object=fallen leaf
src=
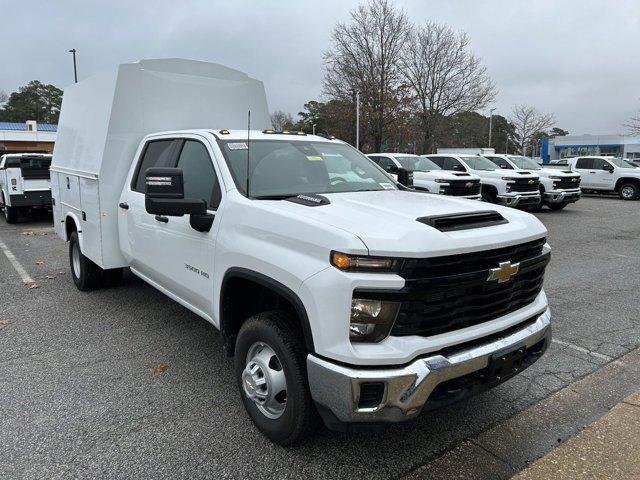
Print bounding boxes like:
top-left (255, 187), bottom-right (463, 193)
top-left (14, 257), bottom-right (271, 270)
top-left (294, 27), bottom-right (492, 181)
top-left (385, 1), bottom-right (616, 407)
top-left (36, 261), bottom-right (44, 265)
top-left (26, 283), bottom-right (39, 289)
top-left (0, 320), bottom-right (9, 325)
top-left (44, 275), bottom-right (55, 280)
top-left (22, 231), bottom-right (34, 236)
top-left (58, 271), bottom-right (66, 275)
top-left (151, 362), bottom-right (169, 375)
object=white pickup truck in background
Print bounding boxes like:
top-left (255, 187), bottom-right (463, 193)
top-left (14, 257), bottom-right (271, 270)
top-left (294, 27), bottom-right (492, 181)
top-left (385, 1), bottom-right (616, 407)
top-left (565, 156), bottom-right (640, 200)
top-left (51, 59), bottom-right (552, 445)
top-left (424, 153), bottom-right (542, 208)
top-left (0, 153), bottom-right (52, 223)
top-left (367, 153), bottom-right (482, 199)
top-left (483, 154), bottom-right (581, 210)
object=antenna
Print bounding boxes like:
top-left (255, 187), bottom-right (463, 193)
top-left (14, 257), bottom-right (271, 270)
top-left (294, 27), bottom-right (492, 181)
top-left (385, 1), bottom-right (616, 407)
top-left (246, 110), bottom-right (251, 198)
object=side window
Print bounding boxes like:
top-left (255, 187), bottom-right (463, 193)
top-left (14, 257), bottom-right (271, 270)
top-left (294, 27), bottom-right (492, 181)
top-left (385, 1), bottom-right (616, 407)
top-left (376, 156), bottom-right (397, 172)
top-left (428, 156), bottom-right (445, 169)
top-left (591, 158), bottom-right (607, 170)
top-left (485, 156), bottom-right (512, 169)
top-left (132, 139), bottom-right (178, 192)
top-left (443, 158), bottom-right (465, 171)
top-left (176, 140), bottom-right (221, 209)
top-left (575, 158), bottom-right (593, 169)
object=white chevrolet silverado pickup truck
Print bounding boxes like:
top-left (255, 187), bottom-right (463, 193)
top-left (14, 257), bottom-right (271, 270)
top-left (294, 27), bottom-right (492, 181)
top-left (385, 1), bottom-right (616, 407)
top-left (366, 153), bottom-right (482, 199)
top-left (483, 154), bottom-right (581, 210)
top-left (0, 153), bottom-right (52, 223)
top-left (51, 59), bottom-right (552, 445)
top-left (424, 154), bottom-right (542, 208)
top-left (565, 156), bottom-right (640, 200)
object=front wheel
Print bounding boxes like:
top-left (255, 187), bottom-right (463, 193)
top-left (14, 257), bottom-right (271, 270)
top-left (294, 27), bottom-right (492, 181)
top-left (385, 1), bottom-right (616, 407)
top-left (619, 183), bottom-right (639, 200)
top-left (234, 311), bottom-right (319, 445)
top-left (481, 189), bottom-right (496, 203)
top-left (69, 231), bottom-right (101, 291)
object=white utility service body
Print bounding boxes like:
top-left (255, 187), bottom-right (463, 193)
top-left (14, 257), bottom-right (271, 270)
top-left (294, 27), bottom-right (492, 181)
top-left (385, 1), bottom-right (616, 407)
top-left (52, 59), bottom-right (552, 444)
top-left (367, 153), bottom-right (482, 200)
top-left (424, 153), bottom-right (542, 208)
top-left (0, 153), bottom-right (52, 223)
top-left (565, 156), bottom-right (640, 200)
top-left (483, 154), bottom-right (581, 209)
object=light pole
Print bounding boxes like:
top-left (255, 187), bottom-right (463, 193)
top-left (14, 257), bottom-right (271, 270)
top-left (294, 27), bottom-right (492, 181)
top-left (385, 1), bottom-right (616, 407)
top-left (312, 124), bottom-right (316, 135)
top-left (68, 49), bottom-right (78, 83)
top-left (355, 91), bottom-right (360, 151)
top-left (488, 107), bottom-right (496, 148)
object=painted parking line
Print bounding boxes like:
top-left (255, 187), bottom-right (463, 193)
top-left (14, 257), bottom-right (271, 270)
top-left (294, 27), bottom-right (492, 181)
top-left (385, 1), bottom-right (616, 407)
top-left (0, 238), bottom-right (35, 284)
top-left (552, 338), bottom-right (614, 362)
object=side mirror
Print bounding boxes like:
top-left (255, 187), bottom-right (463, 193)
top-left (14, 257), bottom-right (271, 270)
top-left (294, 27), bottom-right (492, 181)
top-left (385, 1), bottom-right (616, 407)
top-left (145, 168), bottom-right (207, 216)
top-left (397, 167), bottom-right (414, 187)
top-left (387, 164), bottom-right (399, 174)
top-left (603, 164), bottom-right (614, 172)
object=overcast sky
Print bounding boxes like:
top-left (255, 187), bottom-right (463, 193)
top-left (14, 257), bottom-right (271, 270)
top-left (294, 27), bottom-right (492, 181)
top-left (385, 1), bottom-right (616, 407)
top-left (2, 0), bottom-right (639, 134)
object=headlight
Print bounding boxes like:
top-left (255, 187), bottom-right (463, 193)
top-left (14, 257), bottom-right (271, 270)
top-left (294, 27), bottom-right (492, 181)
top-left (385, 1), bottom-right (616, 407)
top-left (331, 251), bottom-right (401, 272)
top-left (434, 178), bottom-right (449, 183)
top-left (350, 298), bottom-right (400, 342)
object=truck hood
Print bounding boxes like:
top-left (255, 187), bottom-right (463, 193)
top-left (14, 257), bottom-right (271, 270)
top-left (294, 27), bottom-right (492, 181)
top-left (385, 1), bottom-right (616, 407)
top-left (263, 190), bottom-right (547, 257)
top-left (536, 168), bottom-right (579, 178)
top-left (476, 170), bottom-right (539, 180)
top-left (414, 171), bottom-right (480, 181)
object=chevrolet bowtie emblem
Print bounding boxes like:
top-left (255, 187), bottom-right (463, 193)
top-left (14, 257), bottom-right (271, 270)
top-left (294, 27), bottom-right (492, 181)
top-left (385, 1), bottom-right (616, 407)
top-left (572, 178), bottom-right (577, 182)
top-left (465, 182), bottom-right (474, 188)
top-left (487, 261), bottom-right (520, 283)
top-left (528, 179), bottom-right (535, 184)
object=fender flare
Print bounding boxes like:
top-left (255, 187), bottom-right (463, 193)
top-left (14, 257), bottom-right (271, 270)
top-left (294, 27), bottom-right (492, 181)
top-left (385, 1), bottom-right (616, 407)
top-left (219, 267), bottom-right (315, 354)
top-left (64, 212), bottom-right (84, 249)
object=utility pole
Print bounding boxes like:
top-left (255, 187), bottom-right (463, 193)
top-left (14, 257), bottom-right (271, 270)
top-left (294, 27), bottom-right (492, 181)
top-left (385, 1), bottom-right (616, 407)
top-left (488, 107), bottom-right (496, 148)
top-left (312, 124), bottom-right (316, 136)
top-left (355, 91), bottom-right (360, 151)
top-left (68, 49), bottom-right (78, 83)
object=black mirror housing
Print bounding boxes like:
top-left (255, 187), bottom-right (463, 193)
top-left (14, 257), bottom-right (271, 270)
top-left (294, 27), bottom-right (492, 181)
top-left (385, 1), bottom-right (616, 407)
top-left (397, 167), bottom-right (414, 187)
top-left (144, 167), bottom-right (207, 216)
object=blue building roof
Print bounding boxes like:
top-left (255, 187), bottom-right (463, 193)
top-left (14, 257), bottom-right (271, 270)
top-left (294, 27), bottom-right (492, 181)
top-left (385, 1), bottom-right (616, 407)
top-left (0, 122), bottom-right (57, 132)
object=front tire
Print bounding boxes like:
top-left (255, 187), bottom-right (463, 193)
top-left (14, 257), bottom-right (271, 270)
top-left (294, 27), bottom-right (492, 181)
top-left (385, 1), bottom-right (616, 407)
top-left (234, 311), bottom-right (319, 445)
top-left (69, 231), bottom-right (101, 291)
top-left (481, 188), bottom-right (496, 203)
top-left (618, 182), bottom-right (639, 200)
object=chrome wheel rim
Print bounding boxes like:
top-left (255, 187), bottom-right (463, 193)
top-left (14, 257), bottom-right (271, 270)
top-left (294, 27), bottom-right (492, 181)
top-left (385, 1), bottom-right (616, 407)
top-left (242, 342), bottom-right (287, 419)
top-left (71, 242), bottom-right (81, 278)
top-left (621, 186), bottom-right (635, 199)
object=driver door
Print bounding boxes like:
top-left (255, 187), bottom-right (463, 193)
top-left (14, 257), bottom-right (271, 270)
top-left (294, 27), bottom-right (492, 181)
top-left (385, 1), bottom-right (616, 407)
top-left (590, 158), bottom-right (615, 189)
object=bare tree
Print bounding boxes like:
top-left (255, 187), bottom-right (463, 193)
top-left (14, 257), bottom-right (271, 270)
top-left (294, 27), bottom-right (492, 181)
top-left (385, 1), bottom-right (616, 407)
top-left (323, 0), bottom-right (409, 151)
top-left (0, 89), bottom-right (7, 106)
top-left (510, 104), bottom-right (554, 155)
top-left (270, 110), bottom-right (294, 131)
top-left (623, 110), bottom-right (640, 135)
top-left (401, 22), bottom-right (496, 153)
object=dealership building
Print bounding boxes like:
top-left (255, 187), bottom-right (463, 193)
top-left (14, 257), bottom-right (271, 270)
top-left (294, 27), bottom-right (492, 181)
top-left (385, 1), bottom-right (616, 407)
top-left (0, 121), bottom-right (57, 155)
top-left (541, 134), bottom-right (640, 162)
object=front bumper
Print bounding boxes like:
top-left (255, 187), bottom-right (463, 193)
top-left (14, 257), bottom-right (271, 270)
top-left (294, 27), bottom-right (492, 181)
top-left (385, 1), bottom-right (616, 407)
top-left (307, 309), bottom-right (550, 426)
top-left (496, 193), bottom-right (541, 207)
top-left (9, 191), bottom-right (52, 208)
top-left (543, 189), bottom-right (581, 204)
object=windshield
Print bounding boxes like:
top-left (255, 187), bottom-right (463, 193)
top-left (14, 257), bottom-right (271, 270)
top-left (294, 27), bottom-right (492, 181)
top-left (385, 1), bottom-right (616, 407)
top-left (460, 156), bottom-right (496, 171)
top-left (609, 158), bottom-right (635, 169)
top-left (508, 155), bottom-right (541, 170)
top-left (218, 139), bottom-right (397, 198)
top-left (395, 156), bottom-right (441, 171)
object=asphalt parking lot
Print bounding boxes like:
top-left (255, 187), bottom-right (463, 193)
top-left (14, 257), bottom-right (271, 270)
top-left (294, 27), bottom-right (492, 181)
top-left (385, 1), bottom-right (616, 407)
top-left (1, 196), bottom-right (639, 479)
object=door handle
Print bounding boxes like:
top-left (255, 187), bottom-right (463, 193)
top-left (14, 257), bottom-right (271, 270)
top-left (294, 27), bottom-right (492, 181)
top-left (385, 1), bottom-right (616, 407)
top-left (119, 202), bottom-right (129, 210)
top-left (155, 215), bottom-right (168, 223)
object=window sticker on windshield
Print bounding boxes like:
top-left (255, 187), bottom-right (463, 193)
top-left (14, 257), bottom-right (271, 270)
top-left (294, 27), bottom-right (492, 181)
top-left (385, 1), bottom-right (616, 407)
top-left (306, 155), bottom-right (323, 161)
top-left (380, 182), bottom-right (395, 190)
top-left (227, 142), bottom-right (248, 150)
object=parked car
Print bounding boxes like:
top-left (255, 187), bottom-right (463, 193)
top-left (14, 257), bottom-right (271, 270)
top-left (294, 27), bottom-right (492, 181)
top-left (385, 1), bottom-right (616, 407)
top-left (482, 154), bottom-right (581, 210)
top-left (565, 156), bottom-right (640, 200)
top-left (0, 153), bottom-right (52, 223)
top-left (367, 153), bottom-right (482, 199)
top-left (51, 59), bottom-right (552, 444)
top-left (424, 153), bottom-right (541, 208)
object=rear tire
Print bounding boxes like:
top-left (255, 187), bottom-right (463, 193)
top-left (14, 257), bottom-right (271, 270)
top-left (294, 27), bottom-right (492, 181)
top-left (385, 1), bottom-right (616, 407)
top-left (4, 205), bottom-right (18, 223)
top-left (234, 311), bottom-right (319, 445)
top-left (69, 231), bottom-right (101, 291)
top-left (618, 182), bottom-right (639, 200)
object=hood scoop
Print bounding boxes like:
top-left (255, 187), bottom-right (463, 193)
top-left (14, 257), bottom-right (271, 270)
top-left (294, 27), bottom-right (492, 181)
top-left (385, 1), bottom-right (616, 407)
top-left (285, 194), bottom-right (330, 207)
top-left (452, 173), bottom-right (471, 176)
top-left (516, 171), bottom-right (532, 175)
top-left (417, 210), bottom-right (508, 232)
